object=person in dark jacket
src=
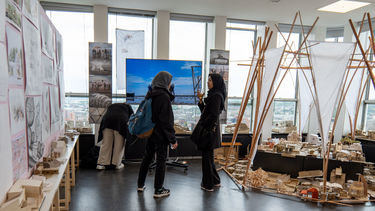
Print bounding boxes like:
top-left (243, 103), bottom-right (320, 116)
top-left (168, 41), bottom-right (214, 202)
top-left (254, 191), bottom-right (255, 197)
top-left (96, 103), bottom-right (134, 170)
top-left (137, 71), bottom-right (178, 198)
top-left (197, 73), bottom-right (226, 191)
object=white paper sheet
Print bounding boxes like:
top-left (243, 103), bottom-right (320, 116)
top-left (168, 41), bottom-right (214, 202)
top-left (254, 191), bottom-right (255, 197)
top-left (0, 103), bottom-right (14, 202)
top-left (116, 29), bottom-right (144, 90)
top-left (6, 24), bottom-right (23, 85)
top-left (23, 17), bottom-right (42, 95)
top-left (22, 0), bottom-right (39, 28)
top-left (0, 44), bottom-right (8, 102)
top-left (8, 88), bottom-right (25, 137)
top-left (0, 0), bottom-right (5, 42)
top-left (40, 11), bottom-right (55, 59)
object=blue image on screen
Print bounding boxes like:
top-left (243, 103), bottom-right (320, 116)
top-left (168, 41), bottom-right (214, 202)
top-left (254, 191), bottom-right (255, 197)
top-left (126, 59), bottom-right (202, 105)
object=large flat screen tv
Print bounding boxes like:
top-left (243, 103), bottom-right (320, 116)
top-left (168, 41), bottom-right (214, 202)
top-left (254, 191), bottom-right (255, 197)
top-left (126, 59), bottom-right (202, 105)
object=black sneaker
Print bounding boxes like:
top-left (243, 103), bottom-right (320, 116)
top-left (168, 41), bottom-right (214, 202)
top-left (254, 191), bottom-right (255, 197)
top-left (153, 187), bottom-right (170, 198)
top-left (137, 186), bottom-right (146, 192)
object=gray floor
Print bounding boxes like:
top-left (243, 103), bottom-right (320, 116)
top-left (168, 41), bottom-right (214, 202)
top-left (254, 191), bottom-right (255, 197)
top-left (70, 160), bottom-right (374, 211)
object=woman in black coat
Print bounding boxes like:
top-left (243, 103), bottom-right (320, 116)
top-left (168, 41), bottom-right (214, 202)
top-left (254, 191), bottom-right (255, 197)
top-left (197, 73), bottom-right (226, 191)
top-left (137, 71), bottom-right (178, 198)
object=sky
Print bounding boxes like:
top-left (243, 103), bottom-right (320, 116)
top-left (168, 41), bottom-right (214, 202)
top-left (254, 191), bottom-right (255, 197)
top-left (126, 59), bottom-right (202, 96)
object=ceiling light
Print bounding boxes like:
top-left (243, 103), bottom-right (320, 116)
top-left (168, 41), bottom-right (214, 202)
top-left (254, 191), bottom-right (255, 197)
top-left (318, 0), bottom-right (370, 13)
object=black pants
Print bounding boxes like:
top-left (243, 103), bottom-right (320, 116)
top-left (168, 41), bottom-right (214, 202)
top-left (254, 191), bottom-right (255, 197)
top-left (137, 139), bottom-right (168, 190)
top-left (201, 149), bottom-right (220, 189)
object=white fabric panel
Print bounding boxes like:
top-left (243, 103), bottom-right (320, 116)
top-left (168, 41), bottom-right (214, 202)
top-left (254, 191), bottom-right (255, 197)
top-left (298, 69), bottom-right (314, 135)
top-left (251, 47), bottom-right (284, 162)
top-left (0, 103), bottom-right (13, 203)
top-left (116, 29), bottom-right (144, 90)
top-left (256, 47), bottom-right (284, 124)
top-left (309, 41), bottom-right (354, 153)
top-left (344, 68), bottom-right (364, 129)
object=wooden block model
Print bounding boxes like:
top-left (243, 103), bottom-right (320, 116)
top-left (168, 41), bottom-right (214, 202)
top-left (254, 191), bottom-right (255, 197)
top-left (298, 170), bottom-right (323, 179)
top-left (330, 167), bottom-right (346, 186)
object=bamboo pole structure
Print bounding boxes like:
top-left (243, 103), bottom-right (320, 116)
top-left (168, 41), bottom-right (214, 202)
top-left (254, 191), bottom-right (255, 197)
top-left (349, 15), bottom-right (375, 90)
top-left (242, 12), bottom-right (319, 187)
top-left (224, 28), bottom-right (274, 167)
top-left (321, 13), bottom-right (368, 196)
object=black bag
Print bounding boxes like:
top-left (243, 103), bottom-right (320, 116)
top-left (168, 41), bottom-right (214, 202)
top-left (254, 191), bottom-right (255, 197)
top-left (190, 120), bottom-right (216, 150)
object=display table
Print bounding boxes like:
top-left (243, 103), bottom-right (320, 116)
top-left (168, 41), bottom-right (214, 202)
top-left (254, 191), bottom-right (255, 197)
top-left (356, 137), bottom-right (375, 163)
top-left (39, 135), bottom-right (79, 211)
top-left (253, 150), bottom-right (367, 180)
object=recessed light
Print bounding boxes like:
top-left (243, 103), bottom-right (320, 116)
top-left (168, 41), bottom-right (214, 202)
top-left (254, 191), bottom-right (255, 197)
top-left (318, 0), bottom-right (370, 13)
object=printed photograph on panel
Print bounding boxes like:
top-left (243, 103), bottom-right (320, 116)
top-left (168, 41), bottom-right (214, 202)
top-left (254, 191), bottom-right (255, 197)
top-left (8, 88), bottom-right (25, 137)
top-left (89, 107), bottom-right (107, 124)
top-left (89, 75), bottom-right (112, 93)
top-left (26, 96), bottom-right (43, 168)
top-left (89, 93), bottom-right (112, 108)
top-left (89, 42), bottom-right (112, 75)
top-left (6, 24), bottom-right (23, 85)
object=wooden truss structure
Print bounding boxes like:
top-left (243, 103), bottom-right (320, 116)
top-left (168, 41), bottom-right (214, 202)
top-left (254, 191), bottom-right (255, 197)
top-left (222, 11), bottom-right (375, 206)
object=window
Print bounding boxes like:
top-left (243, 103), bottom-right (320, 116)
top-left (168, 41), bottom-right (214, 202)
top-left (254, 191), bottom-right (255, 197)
top-left (271, 31), bottom-right (300, 129)
top-left (169, 19), bottom-right (208, 133)
top-left (46, 11), bottom-right (94, 94)
top-left (46, 10), bottom-right (94, 127)
top-left (108, 13), bottom-right (154, 94)
top-left (225, 21), bottom-right (257, 132)
top-left (169, 20), bottom-right (207, 61)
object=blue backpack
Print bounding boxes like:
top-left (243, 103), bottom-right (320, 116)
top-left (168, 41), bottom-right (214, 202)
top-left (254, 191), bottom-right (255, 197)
top-left (128, 98), bottom-right (155, 139)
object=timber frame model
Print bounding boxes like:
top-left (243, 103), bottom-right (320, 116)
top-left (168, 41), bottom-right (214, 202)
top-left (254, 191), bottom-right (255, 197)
top-left (222, 11), bottom-right (375, 206)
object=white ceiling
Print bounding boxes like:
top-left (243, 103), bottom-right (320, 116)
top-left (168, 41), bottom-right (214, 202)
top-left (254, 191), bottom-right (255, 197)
top-left (40, 0), bottom-right (375, 27)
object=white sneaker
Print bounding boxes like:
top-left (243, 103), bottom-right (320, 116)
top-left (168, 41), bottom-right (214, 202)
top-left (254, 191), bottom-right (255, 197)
top-left (116, 163), bottom-right (124, 169)
top-left (96, 165), bottom-right (105, 170)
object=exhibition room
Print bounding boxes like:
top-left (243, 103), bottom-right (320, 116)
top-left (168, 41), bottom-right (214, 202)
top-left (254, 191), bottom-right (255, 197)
top-left (2, 0), bottom-right (375, 210)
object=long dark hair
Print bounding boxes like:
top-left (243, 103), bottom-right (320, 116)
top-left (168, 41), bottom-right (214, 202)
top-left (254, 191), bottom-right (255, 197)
top-left (206, 73), bottom-right (226, 110)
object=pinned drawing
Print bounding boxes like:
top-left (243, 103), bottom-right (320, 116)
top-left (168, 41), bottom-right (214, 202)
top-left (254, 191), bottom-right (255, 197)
top-left (6, 24), bottom-right (23, 85)
top-left (8, 88), bottom-right (25, 137)
top-left (42, 86), bottom-right (50, 139)
top-left (0, 0), bottom-right (5, 42)
top-left (5, 0), bottom-right (21, 30)
top-left (50, 86), bottom-right (60, 126)
top-left (23, 17), bottom-right (42, 95)
top-left (41, 53), bottom-right (55, 85)
top-left (11, 134), bottom-right (28, 181)
top-left (22, 0), bottom-right (39, 28)
top-left (55, 31), bottom-right (63, 70)
top-left (0, 44), bottom-right (8, 102)
top-left (26, 96), bottom-right (43, 168)
top-left (40, 11), bottom-right (55, 59)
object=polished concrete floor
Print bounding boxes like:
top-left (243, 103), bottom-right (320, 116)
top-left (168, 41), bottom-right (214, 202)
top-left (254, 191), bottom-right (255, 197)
top-left (70, 160), bottom-right (374, 211)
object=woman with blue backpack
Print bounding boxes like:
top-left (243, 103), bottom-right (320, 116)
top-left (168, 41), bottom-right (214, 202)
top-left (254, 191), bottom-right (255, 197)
top-left (195, 73), bottom-right (226, 192)
top-left (137, 71), bottom-right (178, 198)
